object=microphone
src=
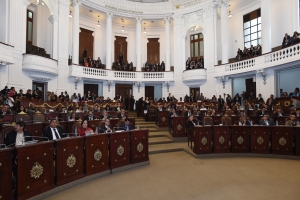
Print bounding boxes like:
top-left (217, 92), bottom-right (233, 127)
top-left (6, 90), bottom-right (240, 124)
top-left (24, 120), bottom-right (42, 123)
top-left (24, 136), bottom-right (49, 141)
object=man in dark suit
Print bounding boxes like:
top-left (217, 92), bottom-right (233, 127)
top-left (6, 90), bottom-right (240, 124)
top-left (115, 103), bottom-right (123, 111)
top-left (168, 108), bottom-right (178, 128)
top-left (161, 61), bottom-right (165, 71)
top-left (218, 95), bottom-right (225, 110)
top-left (0, 104), bottom-right (11, 115)
top-left (259, 114), bottom-right (275, 126)
top-left (239, 116), bottom-right (252, 126)
top-left (167, 93), bottom-right (173, 102)
top-left (117, 110), bottom-right (127, 119)
top-left (184, 109), bottom-right (192, 117)
top-left (43, 119), bottom-right (65, 141)
top-left (282, 33), bottom-right (290, 47)
top-left (119, 52), bottom-right (123, 65)
top-left (4, 121), bottom-right (32, 146)
top-left (84, 111), bottom-right (96, 121)
top-left (100, 118), bottom-right (112, 133)
top-left (100, 110), bottom-right (110, 120)
top-left (255, 94), bottom-right (264, 104)
top-left (119, 118), bottom-right (133, 131)
top-left (256, 107), bottom-right (267, 116)
top-left (273, 107), bottom-right (284, 117)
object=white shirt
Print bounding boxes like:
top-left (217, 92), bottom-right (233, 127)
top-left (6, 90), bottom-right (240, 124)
top-left (15, 132), bottom-right (24, 146)
top-left (51, 128), bottom-right (61, 140)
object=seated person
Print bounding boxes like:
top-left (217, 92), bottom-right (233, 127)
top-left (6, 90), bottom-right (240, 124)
top-left (239, 116), bottom-right (251, 126)
top-left (259, 114), bottom-right (275, 126)
top-left (282, 38), bottom-right (291, 48)
top-left (187, 115), bottom-right (198, 130)
top-left (69, 113), bottom-right (79, 121)
top-left (17, 105), bottom-right (27, 114)
top-left (100, 118), bottom-right (112, 133)
top-left (256, 107), bottom-right (267, 116)
top-left (4, 121), bottom-right (32, 146)
top-left (77, 120), bottom-right (94, 136)
top-left (115, 103), bottom-right (123, 111)
top-left (285, 114), bottom-right (299, 126)
top-left (100, 110), bottom-right (110, 120)
top-left (292, 108), bottom-right (300, 117)
top-left (0, 115), bottom-right (3, 132)
top-left (117, 109), bottom-right (127, 119)
top-left (76, 105), bottom-right (84, 113)
top-left (273, 107), bottom-right (284, 117)
top-left (43, 119), bottom-right (65, 141)
top-left (119, 118), bottom-right (133, 131)
top-left (84, 111), bottom-right (96, 121)
top-left (184, 109), bottom-right (193, 117)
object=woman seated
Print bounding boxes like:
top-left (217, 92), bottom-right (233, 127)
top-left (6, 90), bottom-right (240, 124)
top-left (239, 116), bottom-right (252, 126)
top-left (69, 113), bottom-right (78, 121)
top-left (18, 105), bottom-right (27, 114)
top-left (200, 104), bottom-right (207, 110)
top-left (76, 105), bottom-right (84, 113)
top-left (77, 120), bottom-right (94, 136)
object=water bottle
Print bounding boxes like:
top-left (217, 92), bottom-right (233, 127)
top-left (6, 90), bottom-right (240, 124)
top-left (56, 116), bottom-right (58, 121)
top-left (20, 117), bottom-right (22, 121)
top-left (297, 121), bottom-right (300, 127)
top-left (276, 121), bottom-right (278, 126)
top-left (137, 124), bottom-right (140, 130)
top-left (68, 115), bottom-right (71, 121)
top-left (239, 121), bottom-right (242, 126)
top-left (74, 128), bottom-right (78, 136)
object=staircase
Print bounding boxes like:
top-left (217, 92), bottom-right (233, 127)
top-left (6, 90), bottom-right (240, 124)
top-left (128, 112), bottom-right (192, 155)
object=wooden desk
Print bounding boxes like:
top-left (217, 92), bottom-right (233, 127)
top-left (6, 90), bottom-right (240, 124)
top-left (250, 126), bottom-right (270, 154)
top-left (158, 111), bottom-right (169, 127)
top-left (16, 141), bottom-right (55, 200)
top-left (109, 131), bottom-right (130, 169)
top-left (171, 117), bottom-right (186, 137)
top-left (85, 133), bottom-right (110, 176)
top-left (130, 129), bottom-right (149, 164)
top-left (271, 126), bottom-right (293, 155)
top-left (213, 126), bottom-right (230, 153)
top-left (295, 127), bottom-right (300, 156)
top-left (231, 126), bottom-right (250, 153)
top-left (56, 137), bottom-right (85, 186)
top-left (3, 114), bottom-right (14, 123)
top-left (192, 126), bottom-right (213, 154)
top-left (0, 148), bottom-right (13, 200)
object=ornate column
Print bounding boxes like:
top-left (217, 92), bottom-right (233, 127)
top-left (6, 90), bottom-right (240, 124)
top-left (261, 0), bottom-right (272, 54)
top-left (48, 15), bottom-right (58, 60)
top-left (106, 12), bottom-right (113, 69)
top-left (136, 18), bottom-right (142, 71)
top-left (72, 0), bottom-right (81, 64)
top-left (220, 2), bottom-right (229, 64)
top-left (164, 17), bottom-right (171, 71)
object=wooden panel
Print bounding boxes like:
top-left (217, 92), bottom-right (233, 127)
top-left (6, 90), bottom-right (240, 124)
top-left (16, 142), bottom-right (55, 200)
top-left (213, 126), bottom-right (230, 153)
top-left (130, 129), bottom-right (149, 164)
top-left (84, 84), bottom-right (99, 97)
top-left (85, 134), bottom-right (110, 176)
top-left (56, 137), bottom-right (85, 186)
top-left (147, 38), bottom-right (160, 63)
top-left (25, 123), bottom-right (44, 140)
top-left (192, 126), bottom-right (212, 154)
top-left (246, 78), bottom-right (256, 95)
top-left (271, 127), bottom-right (293, 155)
top-left (251, 126), bottom-right (270, 154)
top-left (171, 117), bottom-right (186, 137)
top-left (115, 84), bottom-right (132, 101)
top-left (114, 36), bottom-right (127, 63)
top-left (158, 111), bottom-right (169, 127)
top-left (231, 126), bottom-right (250, 153)
top-left (145, 86), bottom-right (154, 101)
top-left (0, 148), bottom-right (13, 200)
top-left (109, 131), bottom-right (130, 169)
top-left (79, 28), bottom-right (94, 61)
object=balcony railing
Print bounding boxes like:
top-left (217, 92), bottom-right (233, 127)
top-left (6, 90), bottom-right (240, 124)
top-left (215, 43), bottom-right (300, 77)
top-left (70, 65), bottom-right (174, 82)
top-left (0, 42), bottom-right (14, 65)
top-left (182, 68), bottom-right (207, 83)
top-left (22, 54), bottom-right (58, 75)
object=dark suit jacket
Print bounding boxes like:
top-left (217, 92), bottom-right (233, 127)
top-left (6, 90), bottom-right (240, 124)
top-left (187, 120), bottom-right (196, 130)
top-left (273, 112), bottom-right (284, 117)
top-left (184, 112), bottom-right (192, 117)
top-left (256, 111), bottom-right (266, 116)
top-left (119, 123), bottom-right (133, 131)
top-left (115, 107), bottom-right (123, 111)
top-left (255, 97), bottom-right (264, 104)
top-left (43, 126), bottom-right (65, 141)
top-left (240, 120), bottom-right (251, 126)
top-left (167, 96), bottom-right (172, 102)
top-left (99, 126), bottom-right (112, 133)
top-left (100, 115), bottom-right (110, 120)
top-left (84, 115), bottom-right (96, 121)
top-left (4, 131), bottom-right (32, 146)
top-left (117, 113), bottom-right (126, 119)
top-left (259, 119), bottom-right (275, 126)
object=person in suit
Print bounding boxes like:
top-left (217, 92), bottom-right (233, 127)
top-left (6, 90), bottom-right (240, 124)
top-left (218, 95), bottom-right (225, 110)
top-left (292, 108), bottom-right (300, 117)
top-left (273, 107), bottom-right (284, 117)
top-left (84, 111), bottom-right (96, 121)
top-left (239, 116), bottom-right (251, 126)
top-left (0, 115), bottom-right (3, 132)
top-left (77, 120), bottom-right (94, 136)
top-left (184, 109), bottom-right (192, 117)
top-left (161, 61), bottom-right (165, 71)
top-left (187, 115), bottom-right (197, 130)
top-left (285, 114), bottom-right (299, 126)
top-left (256, 107), bottom-right (267, 116)
top-left (255, 94), bottom-right (264, 104)
top-left (4, 121), bottom-right (32, 146)
top-left (265, 95), bottom-right (275, 110)
top-left (119, 118), bottom-right (133, 131)
top-left (0, 104), bottom-right (11, 115)
top-left (117, 109), bottom-right (127, 119)
top-left (43, 119), bottom-right (65, 141)
top-left (259, 114), bottom-right (275, 126)
top-left (119, 52), bottom-right (123, 65)
top-left (100, 110), bottom-right (110, 120)
top-left (282, 38), bottom-right (291, 48)
top-left (115, 103), bottom-right (123, 111)
top-left (290, 96), bottom-right (300, 110)
top-left (167, 93), bottom-right (173, 102)
top-left (100, 118), bottom-right (112, 133)
top-left (168, 108), bottom-right (178, 128)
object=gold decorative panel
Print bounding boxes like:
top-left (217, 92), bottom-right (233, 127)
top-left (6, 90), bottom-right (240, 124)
top-left (94, 149), bottom-right (102, 161)
top-left (257, 136), bottom-right (264, 145)
top-left (137, 142), bottom-right (144, 152)
top-left (237, 136), bottom-right (244, 145)
top-left (201, 137), bottom-right (207, 145)
top-left (279, 137), bottom-right (287, 146)
top-left (117, 145), bottom-right (125, 156)
top-left (66, 154), bottom-right (76, 168)
top-left (30, 162), bottom-right (43, 179)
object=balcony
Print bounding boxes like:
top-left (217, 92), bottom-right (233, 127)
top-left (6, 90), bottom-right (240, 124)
top-left (182, 68), bottom-right (207, 83)
top-left (214, 44), bottom-right (300, 77)
top-left (69, 65), bottom-right (174, 82)
top-left (0, 42), bottom-right (14, 66)
top-left (22, 54), bottom-right (58, 81)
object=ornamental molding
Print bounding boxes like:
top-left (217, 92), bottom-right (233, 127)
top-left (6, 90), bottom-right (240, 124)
top-left (72, 0), bottom-right (82, 7)
top-left (30, 162), bottom-right (43, 179)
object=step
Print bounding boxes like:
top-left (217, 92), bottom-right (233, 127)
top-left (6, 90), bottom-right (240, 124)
top-left (149, 137), bottom-right (173, 145)
top-left (149, 142), bottom-right (188, 154)
top-left (149, 131), bottom-right (170, 138)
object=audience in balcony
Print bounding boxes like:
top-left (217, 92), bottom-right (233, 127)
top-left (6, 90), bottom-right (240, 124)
top-left (281, 32), bottom-right (300, 48)
top-left (144, 61), bottom-right (166, 72)
top-left (235, 44), bottom-right (261, 61)
top-left (185, 57), bottom-right (204, 70)
top-left (113, 60), bottom-right (134, 71)
top-left (83, 57), bottom-right (106, 69)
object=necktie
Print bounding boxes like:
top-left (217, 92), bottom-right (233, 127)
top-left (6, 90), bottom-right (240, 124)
top-left (265, 120), bottom-right (269, 126)
top-left (53, 128), bottom-right (60, 139)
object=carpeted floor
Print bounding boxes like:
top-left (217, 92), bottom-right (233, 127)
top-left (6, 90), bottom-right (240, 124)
top-left (45, 152), bottom-right (300, 200)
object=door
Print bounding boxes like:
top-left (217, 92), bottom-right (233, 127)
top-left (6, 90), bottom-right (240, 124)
top-left (84, 84), bottom-right (98, 97)
top-left (147, 38), bottom-right (160, 63)
top-left (114, 36), bottom-right (128, 63)
top-left (33, 82), bottom-right (45, 101)
top-left (246, 78), bottom-right (256, 98)
top-left (145, 86), bottom-right (154, 101)
top-left (190, 88), bottom-right (200, 102)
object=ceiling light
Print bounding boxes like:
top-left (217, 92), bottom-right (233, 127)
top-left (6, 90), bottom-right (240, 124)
top-left (143, 23), bottom-right (146, 34)
top-left (228, 5), bottom-right (232, 18)
top-left (97, 15), bottom-right (100, 27)
top-left (122, 26), bottom-right (124, 32)
top-left (121, 19), bottom-right (125, 32)
top-left (69, 11), bottom-right (72, 18)
top-left (37, 0), bottom-right (44, 5)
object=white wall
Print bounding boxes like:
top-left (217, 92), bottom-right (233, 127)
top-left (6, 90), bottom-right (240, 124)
top-left (0, 0), bottom-right (8, 43)
top-left (279, 68), bottom-right (300, 95)
top-left (233, 77), bottom-right (246, 96)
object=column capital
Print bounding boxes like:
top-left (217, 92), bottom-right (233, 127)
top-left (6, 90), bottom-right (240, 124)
top-left (72, 0), bottom-right (82, 7)
top-left (48, 15), bottom-right (59, 24)
top-left (215, 0), bottom-right (229, 8)
top-left (106, 12), bottom-right (113, 19)
top-left (23, 0), bottom-right (31, 6)
top-left (172, 14), bottom-right (183, 25)
top-left (135, 18), bottom-right (143, 23)
top-left (164, 17), bottom-right (171, 24)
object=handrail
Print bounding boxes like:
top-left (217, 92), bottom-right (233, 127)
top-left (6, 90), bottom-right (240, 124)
top-left (0, 41), bottom-right (14, 48)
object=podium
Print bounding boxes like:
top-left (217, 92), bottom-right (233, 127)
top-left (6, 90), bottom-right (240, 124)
top-left (0, 148), bottom-right (13, 200)
top-left (271, 126), bottom-right (293, 155)
top-left (158, 111), bottom-right (169, 127)
top-left (192, 126), bottom-right (213, 154)
top-left (130, 129), bottom-right (149, 164)
top-left (16, 142), bottom-right (55, 200)
top-left (85, 134), bottom-right (110, 176)
top-left (213, 126), bottom-right (230, 153)
top-left (231, 126), bottom-right (250, 153)
top-left (56, 137), bottom-right (85, 186)
top-left (171, 117), bottom-right (186, 137)
top-left (109, 131), bottom-right (130, 169)
top-left (251, 126), bottom-right (270, 154)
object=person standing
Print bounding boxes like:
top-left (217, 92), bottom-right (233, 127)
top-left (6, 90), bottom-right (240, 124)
top-left (119, 52), bottom-right (123, 65)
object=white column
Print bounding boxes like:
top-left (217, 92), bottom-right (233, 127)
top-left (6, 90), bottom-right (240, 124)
top-left (220, 3), bottom-right (229, 64)
top-left (292, 0), bottom-right (300, 32)
top-left (106, 12), bottom-right (113, 69)
top-left (261, 0), bottom-right (271, 54)
top-left (0, 0), bottom-right (9, 43)
top-left (72, 0), bottom-right (81, 64)
top-left (48, 15), bottom-right (58, 60)
top-left (136, 18), bottom-right (142, 71)
top-left (164, 17), bottom-right (171, 71)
